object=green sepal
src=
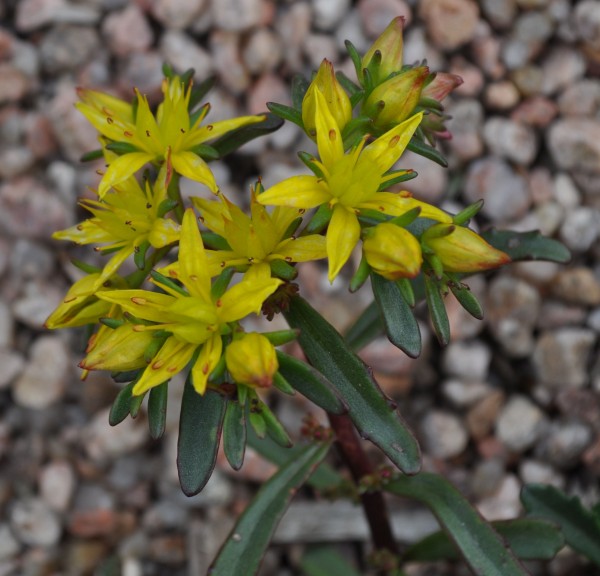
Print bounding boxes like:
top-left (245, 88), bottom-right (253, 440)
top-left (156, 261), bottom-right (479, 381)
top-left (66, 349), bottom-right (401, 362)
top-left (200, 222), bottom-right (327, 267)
top-left (422, 223), bottom-right (455, 241)
top-left (282, 217), bottom-right (303, 239)
top-left (388, 206), bottom-right (421, 228)
top-left (276, 351), bottom-right (345, 414)
top-left (349, 253), bottom-right (371, 293)
top-left (131, 92), bottom-right (139, 123)
top-left (269, 259), bottom-right (297, 281)
top-left (407, 138), bottom-right (448, 167)
top-left (133, 240), bottom-right (150, 270)
top-left (426, 253), bottom-right (445, 279)
top-left (335, 70), bottom-right (362, 97)
top-left (260, 400), bottom-right (293, 448)
top-left (345, 39), bottom-right (364, 84)
top-left (150, 270), bottom-right (188, 296)
top-left (396, 277), bottom-right (416, 308)
top-left (162, 62), bottom-right (174, 78)
top-left (222, 398), bottom-right (246, 471)
top-left (262, 329), bottom-right (299, 346)
top-left (70, 259), bottom-right (102, 274)
top-left (80, 149), bottom-right (103, 162)
top-left (418, 96), bottom-right (445, 111)
top-left (189, 76), bottom-right (216, 111)
top-left (100, 317), bottom-right (125, 329)
top-left (371, 272), bottom-right (421, 358)
top-left (267, 102), bottom-right (303, 127)
top-left (449, 280), bottom-right (484, 320)
top-left (179, 68), bottom-right (195, 87)
top-left (111, 369), bottom-right (141, 383)
top-left (189, 143), bottom-right (220, 161)
top-left (248, 409), bottom-right (267, 439)
top-left (211, 267), bottom-right (235, 300)
top-left (104, 141), bottom-right (141, 155)
top-left (291, 74), bottom-right (310, 110)
top-left (148, 381), bottom-right (168, 439)
top-left (377, 169), bottom-right (418, 190)
top-left (453, 200), bottom-right (484, 226)
top-left (177, 379), bottom-right (227, 496)
top-left (424, 274), bottom-right (450, 346)
top-left (356, 208), bottom-right (389, 226)
top-left (305, 203), bottom-right (333, 234)
top-left (108, 381), bottom-right (135, 426)
top-left (201, 231), bottom-right (232, 251)
top-left (156, 198), bottom-right (179, 218)
top-left (143, 333), bottom-right (169, 364)
top-left (189, 102), bottom-right (211, 130)
top-left (298, 151), bottom-right (326, 179)
top-left (272, 372), bottom-right (296, 395)
top-left (208, 348), bottom-right (227, 383)
top-left (340, 116), bottom-right (372, 148)
top-left (129, 389), bottom-right (146, 418)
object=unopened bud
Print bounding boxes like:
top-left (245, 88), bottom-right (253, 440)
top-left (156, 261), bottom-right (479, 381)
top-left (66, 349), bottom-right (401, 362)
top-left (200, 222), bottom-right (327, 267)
top-left (225, 333), bottom-right (278, 388)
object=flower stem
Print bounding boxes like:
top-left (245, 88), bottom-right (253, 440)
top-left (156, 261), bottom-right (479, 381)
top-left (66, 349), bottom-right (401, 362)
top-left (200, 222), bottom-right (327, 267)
top-left (327, 412), bottom-right (398, 557)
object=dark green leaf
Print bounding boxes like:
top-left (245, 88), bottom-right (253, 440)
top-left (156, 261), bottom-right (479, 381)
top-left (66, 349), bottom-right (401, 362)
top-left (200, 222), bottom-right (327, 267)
top-left (189, 143), bottom-right (220, 160)
top-left (335, 71), bottom-right (361, 96)
top-left (249, 410), bottom-right (267, 438)
top-left (272, 372), bottom-right (296, 395)
top-left (210, 113), bottom-right (284, 158)
top-left (453, 200), bottom-right (484, 226)
top-left (148, 381), bottom-right (168, 439)
top-left (189, 76), bottom-right (216, 110)
top-left (109, 381), bottom-right (135, 426)
top-left (521, 484), bottom-right (600, 566)
top-left (424, 275), bottom-right (450, 346)
top-left (349, 254), bottom-right (371, 293)
top-left (129, 390), bottom-right (145, 418)
top-left (407, 139), bottom-right (448, 167)
top-left (284, 296), bottom-right (421, 474)
top-left (378, 169), bottom-right (418, 190)
top-left (223, 399), bottom-right (246, 471)
top-left (80, 149), bottom-right (104, 162)
top-left (291, 74), bottom-right (310, 110)
top-left (267, 102), bottom-right (303, 127)
top-left (105, 141), bottom-right (140, 155)
top-left (300, 546), bottom-right (362, 576)
top-left (344, 40), bottom-right (364, 84)
top-left (385, 473), bottom-right (528, 575)
top-left (371, 273), bottom-right (421, 358)
top-left (177, 381), bottom-right (227, 496)
top-left (304, 203), bottom-right (333, 234)
top-left (133, 240), bottom-right (150, 270)
top-left (404, 518), bottom-right (564, 562)
top-left (211, 268), bottom-right (235, 300)
top-left (150, 270), bottom-right (187, 296)
top-left (263, 329), bottom-right (299, 346)
top-left (277, 351), bottom-right (346, 415)
top-left (270, 259), bottom-right (298, 281)
top-left (450, 282), bottom-right (484, 320)
top-left (343, 301), bottom-right (383, 352)
top-left (201, 231), bottom-right (231, 251)
top-left (260, 401), bottom-right (292, 448)
top-left (209, 441), bottom-right (331, 576)
top-left (482, 229), bottom-right (571, 264)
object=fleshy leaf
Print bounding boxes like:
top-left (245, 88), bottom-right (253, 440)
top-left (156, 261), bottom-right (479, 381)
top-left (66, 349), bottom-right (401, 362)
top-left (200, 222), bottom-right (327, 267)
top-left (343, 301), bottom-right (383, 352)
top-left (385, 473), bottom-right (528, 575)
top-left (108, 381), bottom-right (135, 426)
top-left (223, 399), bottom-right (246, 471)
top-left (300, 547), bottom-right (362, 576)
top-left (177, 379), bottom-right (227, 496)
top-left (424, 274), bottom-right (450, 346)
top-left (209, 441), bottom-right (331, 576)
top-left (148, 381), bottom-right (168, 439)
top-left (482, 229), bottom-right (571, 263)
top-left (406, 138), bottom-right (448, 167)
top-left (210, 113), bottom-right (283, 158)
top-left (284, 295), bottom-right (420, 474)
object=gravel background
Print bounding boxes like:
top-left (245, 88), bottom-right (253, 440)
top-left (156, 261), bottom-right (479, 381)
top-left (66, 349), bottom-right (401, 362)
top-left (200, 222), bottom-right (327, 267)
top-left (1, 0), bottom-right (600, 574)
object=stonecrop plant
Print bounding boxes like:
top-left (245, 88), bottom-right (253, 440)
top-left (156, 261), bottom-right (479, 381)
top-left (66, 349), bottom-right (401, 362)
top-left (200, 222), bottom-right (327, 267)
top-left (47, 17), bottom-right (594, 576)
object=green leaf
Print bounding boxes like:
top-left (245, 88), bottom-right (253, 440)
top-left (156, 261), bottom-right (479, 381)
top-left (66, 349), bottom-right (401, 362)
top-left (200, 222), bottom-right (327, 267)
top-left (300, 546), bottom-right (362, 576)
top-left (267, 102), bottom-right (303, 127)
top-left (424, 274), bottom-right (450, 346)
top-left (335, 71), bottom-right (361, 96)
top-left (385, 473), bottom-right (528, 575)
top-left (377, 169), bottom-right (418, 190)
top-left (148, 381), bottom-right (168, 439)
top-left (371, 273), bottom-right (421, 358)
top-left (189, 76), bottom-right (216, 110)
top-left (404, 518), bottom-right (564, 563)
top-left (189, 143), bottom-right (220, 161)
top-left (407, 138), bottom-right (448, 167)
top-left (177, 381), bottom-right (227, 496)
top-left (80, 149), bottom-right (104, 162)
top-left (260, 401), bottom-right (293, 448)
top-left (349, 254), bottom-right (371, 293)
top-left (209, 441), bottom-right (331, 576)
top-left (108, 381), bottom-right (135, 426)
top-left (210, 113), bottom-right (284, 158)
top-left (223, 399), bottom-right (246, 471)
top-left (133, 240), bottom-right (150, 270)
top-left (449, 281), bottom-right (484, 320)
top-left (304, 203), bottom-right (333, 234)
top-left (277, 351), bottom-right (346, 415)
top-left (482, 229), bottom-right (571, 263)
top-left (129, 390), bottom-right (145, 418)
top-left (284, 296), bottom-right (421, 474)
top-left (343, 301), bottom-right (383, 352)
top-left (104, 141), bottom-right (140, 155)
top-left (521, 484), bottom-right (600, 566)
top-left (291, 74), bottom-right (310, 110)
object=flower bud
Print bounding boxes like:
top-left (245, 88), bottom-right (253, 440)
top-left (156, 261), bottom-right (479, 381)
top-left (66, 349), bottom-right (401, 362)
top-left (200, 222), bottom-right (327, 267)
top-left (363, 66), bottom-right (429, 129)
top-left (421, 72), bottom-right (463, 103)
top-left (425, 224), bottom-right (511, 273)
top-left (361, 17), bottom-right (405, 85)
top-left (225, 333), bottom-right (278, 388)
top-left (302, 59), bottom-right (352, 138)
top-left (363, 223), bottom-right (422, 280)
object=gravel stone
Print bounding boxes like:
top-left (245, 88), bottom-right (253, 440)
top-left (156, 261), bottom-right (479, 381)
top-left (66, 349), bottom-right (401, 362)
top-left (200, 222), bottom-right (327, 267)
top-left (210, 31), bottom-right (250, 94)
top-left (558, 79), bottom-right (600, 117)
top-left (477, 474), bottom-right (522, 521)
top-left (496, 395), bottom-right (546, 452)
top-left (538, 420), bottom-right (593, 468)
top-left (442, 341), bottom-right (491, 382)
top-left (541, 47), bottom-right (587, 96)
top-left (553, 173), bottom-right (581, 209)
top-left (212, 0), bottom-right (264, 31)
top-left (39, 25), bottom-right (100, 74)
top-left (242, 28), bottom-right (283, 74)
top-left (559, 207), bottom-right (600, 253)
top-left (533, 328), bottom-right (597, 389)
top-left (0, 64), bottom-right (30, 104)
top-left (419, 0), bottom-right (479, 50)
top-left (483, 117), bottom-right (538, 165)
top-left (420, 410), bottom-right (469, 459)
top-left (40, 461), bottom-right (77, 512)
top-left (10, 498), bottom-right (62, 547)
top-left (0, 523), bottom-right (20, 560)
top-left (0, 300), bottom-right (14, 348)
top-left (442, 379), bottom-right (492, 409)
top-left (481, 0), bottom-right (517, 29)
top-left (446, 99), bottom-right (484, 162)
top-left (574, 0), bottom-right (600, 51)
top-left (484, 80), bottom-right (520, 110)
top-left (102, 4), bottom-right (153, 57)
top-left (150, 0), bottom-right (207, 29)
top-left (548, 119), bottom-right (600, 173)
top-left (519, 459), bottom-right (565, 489)
top-left (511, 95), bottom-right (558, 127)
top-left (314, 0), bottom-right (351, 31)
top-left (160, 30), bottom-right (213, 79)
top-left (0, 350), bottom-right (25, 390)
top-left (552, 267), bottom-right (600, 307)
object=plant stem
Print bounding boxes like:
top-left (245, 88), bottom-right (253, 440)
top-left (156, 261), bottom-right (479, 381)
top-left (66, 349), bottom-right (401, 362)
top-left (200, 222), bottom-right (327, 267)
top-left (328, 412), bottom-right (398, 556)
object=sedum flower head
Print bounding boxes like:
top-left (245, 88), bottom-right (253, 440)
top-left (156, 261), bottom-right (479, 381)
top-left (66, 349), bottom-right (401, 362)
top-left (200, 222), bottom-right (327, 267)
top-left (81, 209), bottom-right (283, 396)
top-left (191, 188), bottom-right (327, 278)
top-left (258, 89), bottom-right (451, 281)
top-left (363, 222), bottom-right (422, 280)
top-left (52, 165), bottom-right (180, 285)
top-left (225, 332), bottom-right (278, 388)
top-left (77, 76), bottom-right (266, 197)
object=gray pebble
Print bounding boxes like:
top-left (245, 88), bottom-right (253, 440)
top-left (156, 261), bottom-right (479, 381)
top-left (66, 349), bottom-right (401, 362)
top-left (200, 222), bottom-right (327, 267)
top-left (442, 340), bottom-right (491, 382)
top-left (442, 379), bottom-right (492, 409)
top-left (420, 410), bottom-right (469, 459)
top-left (242, 28), bottom-right (283, 74)
top-left (537, 420), bottom-right (593, 468)
top-left (559, 207), bottom-right (600, 252)
top-left (519, 459), bottom-right (565, 489)
top-left (587, 307), bottom-right (600, 332)
top-left (553, 173), bottom-right (581, 209)
top-left (483, 117), bottom-right (538, 166)
top-left (150, 0), bottom-right (208, 30)
top-left (558, 79), bottom-right (600, 117)
top-left (39, 25), bottom-right (101, 74)
top-left (39, 461), bottom-right (77, 512)
top-left (446, 98), bottom-right (484, 162)
top-left (574, 0), bottom-right (600, 51)
top-left (212, 0), bottom-right (264, 32)
top-left (102, 4), bottom-right (154, 57)
top-left (0, 350), bottom-right (25, 390)
top-left (313, 0), bottom-right (351, 31)
top-left (548, 119), bottom-right (600, 173)
top-left (0, 524), bottom-right (20, 560)
top-left (541, 47), bottom-right (587, 96)
top-left (481, 0), bottom-right (517, 29)
top-left (160, 30), bottom-right (213, 79)
top-left (496, 395), bottom-right (547, 452)
top-left (10, 498), bottom-right (62, 547)
top-left (552, 267), bottom-right (600, 307)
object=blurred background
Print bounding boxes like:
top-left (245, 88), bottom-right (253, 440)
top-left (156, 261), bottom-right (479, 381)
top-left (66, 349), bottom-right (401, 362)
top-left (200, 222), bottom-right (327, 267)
top-left (0, 0), bottom-right (599, 574)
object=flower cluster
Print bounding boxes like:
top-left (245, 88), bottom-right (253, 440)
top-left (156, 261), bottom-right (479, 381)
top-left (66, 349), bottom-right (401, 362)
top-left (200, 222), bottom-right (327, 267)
top-left (47, 19), bottom-right (509, 448)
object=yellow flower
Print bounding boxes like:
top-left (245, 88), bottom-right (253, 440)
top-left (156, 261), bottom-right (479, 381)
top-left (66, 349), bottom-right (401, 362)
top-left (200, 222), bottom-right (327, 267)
top-left (363, 223), bottom-right (422, 280)
top-left (52, 165), bottom-right (180, 285)
top-left (423, 224), bottom-right (511, 273)
top-left (302, 59), bottom-right (352, 138)
top-left (361, 16), bottom-right (405, 85)
top-left (225, 332), bottom-right (278, 388)
top-left (258, 90), bottom-right (451, 281)
top-left (81, 209), bottom-right (283, 396)
top-left (77, 76), bottom-right (266, 197)
top-left (190, 188), bottom-right (327, 278)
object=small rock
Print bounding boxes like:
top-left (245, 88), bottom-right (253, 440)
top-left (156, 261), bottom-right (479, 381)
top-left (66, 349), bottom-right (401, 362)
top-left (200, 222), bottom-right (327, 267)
top-left (559, 207), bottom-right (600, 253)
top-left (533, 328), bottom-right (597, 389)
top-left (574, 0), bottom-right (600, 52)
top-left (16, 0), bottom-right (67, 31)
top-left (511, 65), bottom-right (544, 96)
top-left (160, 30), bottom-right (213, 79)
top-left (442, 340), bottom-right (491, 381)
top-left (150, 0), bottom-right (207, 29)
top-left (118, 52), bottom-right (165, 96)
top-left (315, 0), bottom-right (351, 31)
top-left (496, 395), bottom-right (546, 452)
top-left (555, 388), bottom-right (600, 433)
top-left (480, 0), bottom-right (517, 29)
top-left (0, 524), bottom-right (20, 560)
top-left (537, 420), bottom-right (593, 468)
top-left (450, 57), bottom-right (485, 97)
top-left (358, 0), bottom-right (412, 36)
top-left (519, 459), bottom-right (565, 489)
top-left (420, 410), bottom-right (469, 459)
top-left (13, 281), bottom-right (64, 329)
top-left (483, 117), bottom-right (538, 165)
top-left (582, 436), bottom-right (600, 475)
top-left (484, 80), bottom-right (520, 110)
top-left (471, 35), bottom-right (505, 80)
top-left (552, 267), bottom-right (600, 307)
top-left (402, 150), bottom-right (448, 203)
top-left (0, 301), bottom-right (14, 348)
top-left (467, 390), bottom-right (505, 440)
top-left (464, 157), bottom-right (531, 222)
top-left (537, 301), bottom-right (587, 330)
top-left (442, 379), bottom-right (491, 409)
top-left (558, 79), bottom-right (600, 117)
top-left (553, 172), bottom-right (581, 209)
top-left (10, 498), bottom-right (62, 547)
top-left (212, 0), bottom-right (264, 31)
top-left (548, 119), bottom-right (600, 173)
top-left (419, 0), bottom-right (479, 50)
top-left (0, 64), bottom-right (30, 104)
top-left (278, 2), bottom-right (313, 71)
top-left (446, 99), bottom-right (484, 162)
top-left (39, 25), bottom-right (100, 74)
top-left (143, 499), bottom-right (189, 531)
top-left (25, 113), bottom-right (58, 159)
top-left (541, 47), bottom-right (587, 96)
top-left (588, 307), bottom-right (600, 333)
top-left (477, 474), bottom-right (522, 521)
top-left (302, 33), bottom-right (339, 68)
top-left (247, 73), bottom-right (289, 115)
top-left (242, 28), bottom-right (283, 74)
top-left (403, 25), bottom-right (444, 71)
top-left (0, 350), bottom-right (24, 390)
top-left (102, 4), bottom-right (154, 57)
top-left (511, 95), bottom-right (558, 127)
top-left (210, 31), bottom-right (250, 95)
top-left (13, 336), bottom-right (71, 410)
top-left (39, 461), bottom-right (77, 512)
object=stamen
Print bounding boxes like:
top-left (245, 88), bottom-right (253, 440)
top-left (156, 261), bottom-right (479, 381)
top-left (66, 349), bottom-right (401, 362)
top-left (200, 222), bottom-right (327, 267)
top-left (152, 359), bottom-right (165, 369)
top-left (106, 117), bottom-right (114, 124)
top-left (131, 297), bottom-right (146, 305)
top-left (124, 131), bottom-right (133, 138)
top-left (389, 135), bottom-right (400, 147)
top-left (328, 129), bottom-right (337, 141)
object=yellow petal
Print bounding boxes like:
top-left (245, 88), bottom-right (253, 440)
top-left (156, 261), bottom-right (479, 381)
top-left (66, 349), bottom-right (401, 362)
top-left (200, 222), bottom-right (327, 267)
top-left (359, 192), bottom-right (452, 222)
top-left (274, 235), bottom-right (327, 262)
top-left (326, 204), bottom-right (361, 282)
top-left (178, 209), bottom-right (212, 302)
top-left (191, 333), bottom-right (223, 394)
top-left (217, 277), bottom-right (282, 322)
top-left (75, 102), bottom-right (131, 143)
top-left (258, 176), bottom-right (330, 208)
top-left (184, 115), bottom-right (266, 148)
top-left (97, 289), bottom-right (175, 323)
top-left (314, 89), bottom-right (344, 167)
top-left (98, 152), bottom-right (154, 198)
top-left (148, 218), bottom-right (180, 248)
top-left (191, 194), bottom-right (229, 235)
top-left (170, 151), bottom-right (218, 193)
